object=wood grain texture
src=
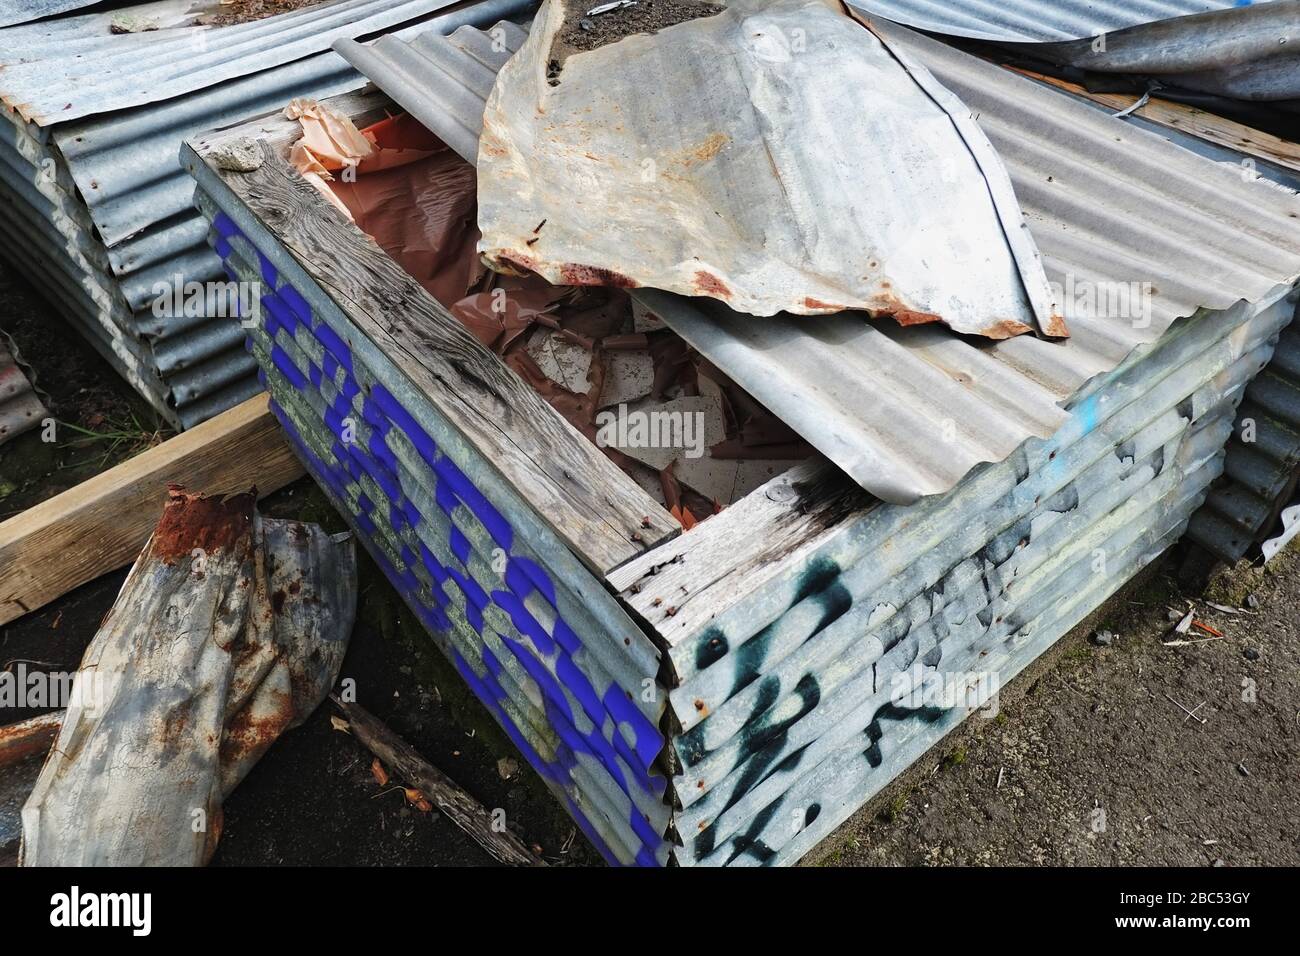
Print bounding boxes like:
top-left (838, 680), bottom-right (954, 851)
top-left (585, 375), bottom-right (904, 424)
top-left (608, 459), bottom-right (875, 652)
top-left (1014, 69), bottom-right (1300, 175)
top-left (0, 711), bottom-right (61, 768)
top-left (334, 697), bottom-right (545, 866)
top-left (195, 133), bottom-right (676, 574)
top-left (0, 394), bottom-right (302, 626)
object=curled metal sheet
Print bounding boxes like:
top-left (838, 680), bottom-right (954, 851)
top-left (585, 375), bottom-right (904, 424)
top-left (1018, 2), bottom-right (1300, 102)
top-left (475, 0), bottom-right (1062, 336)
top-left (21, 489), bottom-right (356, 866)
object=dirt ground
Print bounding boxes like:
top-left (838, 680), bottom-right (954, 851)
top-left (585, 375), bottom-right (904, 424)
top-left (809, 555), bottom-right (1300, 867)
top-left (1, 257), bottom-right (1297, 867)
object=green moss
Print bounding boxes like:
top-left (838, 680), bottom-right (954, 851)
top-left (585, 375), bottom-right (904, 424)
top-left (941, 747), bottom-right (967, 770)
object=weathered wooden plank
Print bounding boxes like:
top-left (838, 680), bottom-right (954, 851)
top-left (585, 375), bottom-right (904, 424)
top-left (1013, 69), bottom-right (1300, 176)
top-left (190, 133), bottom-right (676, 574)
top-left (0, 394), bottom-right (302, 626)
top-left (334, 697), bottom-right (545, 867)
top-left (607, 459), bottom-right (874, 655)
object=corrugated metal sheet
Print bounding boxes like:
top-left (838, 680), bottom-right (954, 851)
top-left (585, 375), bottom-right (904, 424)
top-left (855, 0), bottom-right (1300, 101)
top-left (1, 0), bottom-right (481, 125)
top-left (336, 13), bottom-right (1300, 504)
top-left (850, 0), bottom-right (1282, 42)
top-left (0, 339), bottom-right (48, 447)
top-left (613, 287), bottom-right (1295, 866)
top-left (0, 0), bottom-right (534, 428)
top-left (1187, 324), bottom-right (1300, 562)
top-left (472, 0), bottom-right (1065, 336)
top-left (0, 0), bottom-right (101, 29)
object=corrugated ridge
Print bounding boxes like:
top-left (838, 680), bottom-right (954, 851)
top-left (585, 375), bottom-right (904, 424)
top-left (850, 0), bottom-right (1278, 42)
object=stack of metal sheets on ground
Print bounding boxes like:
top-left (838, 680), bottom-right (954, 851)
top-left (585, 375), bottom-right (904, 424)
top-left (1187, 325), bottom-right (1300, 563)
top-left (0, 0), bottom-right (526, 428)
top-left (186, 10), bottom-right (1300, 865)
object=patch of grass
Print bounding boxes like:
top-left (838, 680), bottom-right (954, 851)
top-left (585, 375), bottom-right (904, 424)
top-left (880, 791), bottom-right (909, 824)
top-left (58, 411), bottom-right (169, 469)
top-left (1063, 643), bottom-right (1094, 663)
top-left (941, 747), bottom-right (967, 770)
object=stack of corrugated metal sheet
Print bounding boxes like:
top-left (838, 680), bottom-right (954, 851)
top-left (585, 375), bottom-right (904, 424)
top-left (183, 9), bottom-right (1300, 865)
top-left (1187, 326), bottom-right (1300, 562)
top-left (0, 0), bottom-right (529, 428)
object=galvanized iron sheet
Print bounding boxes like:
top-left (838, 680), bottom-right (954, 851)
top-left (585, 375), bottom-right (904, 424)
top-left (1187, 321), bottom-right (1300, 561)
top-left (0, 339), bottom-right (47, 447)
top-left (0, 0), bottom-right (100, 28)
top-left (1, 0), bottom-right (468, 125)
top-left (337, 16), bottom-right (1300, 504)
top-left (850, 0), bottom-right (1282, 42)
top-left (474, 0), bottom-right (1062, 335)
top-left (0, 0), bottom-right (532, 428)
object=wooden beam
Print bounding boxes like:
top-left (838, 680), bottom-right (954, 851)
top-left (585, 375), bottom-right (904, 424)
top-left (0, 394), bottom-right (303, 626)
top-left (1011, 68), bottom-right (1300, 176)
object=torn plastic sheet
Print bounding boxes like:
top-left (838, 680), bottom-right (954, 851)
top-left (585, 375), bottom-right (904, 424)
top-left (20, 488), bottom-right (356, 866)
top-left (475, 0), bottom-right (1064, 338)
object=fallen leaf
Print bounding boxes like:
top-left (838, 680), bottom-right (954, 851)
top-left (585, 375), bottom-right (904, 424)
top-left (371, 758), bottom-right (390, 787)
top-left (330, 716), bottom-right (352, 735)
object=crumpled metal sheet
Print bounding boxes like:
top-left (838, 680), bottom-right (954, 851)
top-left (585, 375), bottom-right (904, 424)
top-left (20, 488), bottom-right (356, 866)
top-left (475, 0), bottom-right (1063, 337)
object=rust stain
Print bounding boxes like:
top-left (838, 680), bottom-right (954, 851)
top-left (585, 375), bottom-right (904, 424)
top-left (679, 133), bottom-right (729, 166)
top-left (888, 308), bottom-right (945, 328)
top-left (802, 297), bottom-right (847, 312)
top-left (219, 686), bottom-right (297, 768)
top-left (148, 485), bottom-right (255, 566)
top-left (693, 271), bottom-right (731, 298)
top-left (979, 318), bottom-right (1036, 339)
top-left (1043, 312), bottom-right (1071, 339)
top-left (559, 263), bottom-right (639, 288)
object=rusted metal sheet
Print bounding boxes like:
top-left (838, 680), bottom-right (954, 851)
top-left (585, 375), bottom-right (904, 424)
top-left (0, 341), bottom-right (47, 447)
top-left (20, 488), bottom-right (356, 866)
top-left (474, 0), bottom-right (1062, 336)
